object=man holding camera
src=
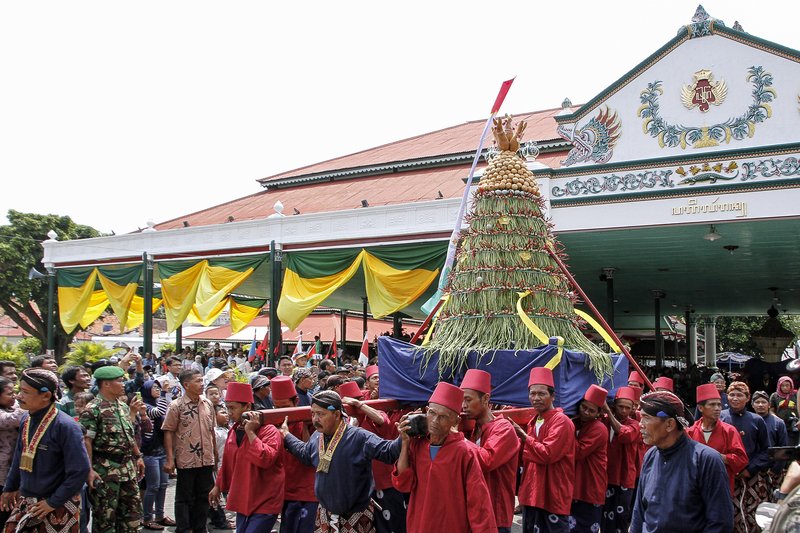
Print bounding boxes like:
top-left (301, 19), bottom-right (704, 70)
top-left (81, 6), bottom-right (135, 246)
top-left (394, 381), bottom-right (496, 532)
top-left (209, 382), bottom-right (284, 532)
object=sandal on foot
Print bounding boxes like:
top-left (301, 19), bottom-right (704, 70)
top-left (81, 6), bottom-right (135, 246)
top-left (143, 521), bottom-right (165, 530)
top-left (157, 517), bottom-right (176, 526)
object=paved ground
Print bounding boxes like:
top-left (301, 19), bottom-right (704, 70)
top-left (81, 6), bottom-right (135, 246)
top-left (142, 478), bottom-right (524, 531)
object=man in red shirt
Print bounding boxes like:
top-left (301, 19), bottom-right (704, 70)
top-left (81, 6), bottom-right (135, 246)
top-left (627, 371), bottom-right (645, 393)
top-left (686, 383), bottom-right (747, 495)
top-left (571, 384), bottom-right (608, 532)
top-left (460, 369), bottom-right (519, 533)
top-left (601, 386), bottom-right (640, 533)
top-left (653, 377), bottom-right (674, 392)
top-left (394, 381), bottom-right (496, 532)
top-left (363, 365), bottom-right (379, 400)
top-left (269, 376), bottom-right (318, 533)
top-left (209, 382), bottom-right (284, 532)
top-left (511, 367), bottom-right (575, 533)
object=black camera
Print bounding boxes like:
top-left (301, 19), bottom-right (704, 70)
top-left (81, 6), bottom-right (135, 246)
top-left (406, 414), bottom-right (428, 438)
top-left (769, 446), bottom-right (800, 462)
top-left (240, 411), bottom-right (262, 424)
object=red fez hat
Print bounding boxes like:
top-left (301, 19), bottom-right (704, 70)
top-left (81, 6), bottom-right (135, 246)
top-left (583, 384), bottom-right (608, 408)
top-left (429, 382), bottom-right (464, 414)
top-left (365, 365), bottom-right (379, 379)
top-left (696, 383), bottom-right (720, 404)
top-left (225, 382), bottom-right (254, 404)
top-left (338, 381), bottom-right (362, 399)
top-left (615, 386), bottom-right (637, 403)
top-left (653, 377), bottom-right (674, 392)
top-left (270, 376), bottom-right (297, 401)
top-left (460, 369), bottom-right (492, 395)
top-left (628, 371), bottom-right (645, 384)
top-left (528, 367), bottom-right (555, 389)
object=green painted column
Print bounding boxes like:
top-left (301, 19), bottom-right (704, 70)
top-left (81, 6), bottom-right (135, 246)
top-left (268, 241), bottom-right (283, 366)
top-left (142, 253), bottom-right (153, 356)
top-left (46, 266), bottom-right (55, 353)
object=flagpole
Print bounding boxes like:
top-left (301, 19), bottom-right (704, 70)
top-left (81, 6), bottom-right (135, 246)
top-left (545, 244), bottom-right (654, 391)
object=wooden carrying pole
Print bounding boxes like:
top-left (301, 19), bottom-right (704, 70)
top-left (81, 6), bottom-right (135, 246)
top-left (256, 399), bottom-right (539, 427)
top-left (545, 244), bottom-right (654, 391)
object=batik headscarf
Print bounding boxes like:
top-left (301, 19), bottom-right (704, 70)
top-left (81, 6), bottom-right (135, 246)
top-left (639, 390), bottom-right (689, 429)
top-left (20, 368), bottom-right (60, 400)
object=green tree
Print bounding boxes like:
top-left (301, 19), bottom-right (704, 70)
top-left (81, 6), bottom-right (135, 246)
top-left (0, 210), bottom-right (101, 361)
top-left (16, 337), bottom-right (41, 355)
top-left (0, 338), bottom-right (30, 369)
top-left (703, 315), bottom-right (799, 356)
top-left (62, 341), bottom-right (116, 368)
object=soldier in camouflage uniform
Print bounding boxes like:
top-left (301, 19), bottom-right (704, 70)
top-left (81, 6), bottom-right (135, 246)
top-left (79, 365), bottom-right (145, 533)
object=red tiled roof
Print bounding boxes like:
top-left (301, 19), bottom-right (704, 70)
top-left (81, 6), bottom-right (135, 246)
top-left (184, 313), bottom-right (409, 344)
top-left (154, 108), bottom-right (568, 231)
top-left (156, 151), bottom-right (566, 230)
top-left (262, 108), bottom-right (565, 181)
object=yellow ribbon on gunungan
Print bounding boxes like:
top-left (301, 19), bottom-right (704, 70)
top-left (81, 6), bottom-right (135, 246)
top-left (575, 309), bottom-right (621, 353)
top-left (422, 294), bottom-right (450, 346)
top-left (544, 336), bottom-right (565, 370)
top-left (515, 291), bottom-right (550, 345)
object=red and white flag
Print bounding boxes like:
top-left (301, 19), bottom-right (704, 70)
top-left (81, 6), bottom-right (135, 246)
top-left (292, 332), bottom-right (303, 357)
top-left (358, 334), bottom-right (369, 366)
top-left (306, 342), bottom-right (319, 360)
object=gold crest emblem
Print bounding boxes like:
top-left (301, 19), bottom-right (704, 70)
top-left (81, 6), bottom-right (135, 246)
top-left (681, 70), bottom-right (727, 112)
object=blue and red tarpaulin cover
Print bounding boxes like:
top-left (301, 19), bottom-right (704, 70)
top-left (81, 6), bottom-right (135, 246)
top-left (377, 336), bottom-right (629, 413)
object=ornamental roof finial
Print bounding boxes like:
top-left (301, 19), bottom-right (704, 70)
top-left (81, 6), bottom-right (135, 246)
top-left (733, 20), bottom-right (744, 32)
top-left (692, 5), bottom-right (710, 23)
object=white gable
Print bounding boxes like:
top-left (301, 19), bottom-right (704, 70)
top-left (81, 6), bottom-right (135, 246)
top-left (556, 24), bottom-right (800, 168)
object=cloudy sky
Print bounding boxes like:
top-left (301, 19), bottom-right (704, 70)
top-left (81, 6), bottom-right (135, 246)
top-left (1, 1), bottom-right (796, 235)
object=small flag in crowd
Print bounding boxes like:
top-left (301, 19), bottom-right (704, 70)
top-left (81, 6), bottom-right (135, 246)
top-left (326, 329), bottom-right (337, 359)
top-left (255, 329), bottom-right (269, 359)
top-left (358, 334), bottom-right (369, 366)
top-left (292, 332), bottom-right (303, 357)
top-left (248, 332), bottom-right (258, 362)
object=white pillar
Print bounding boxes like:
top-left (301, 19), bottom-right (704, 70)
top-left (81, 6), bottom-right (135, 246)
top-left (704, 316), bottom-right (717, 367)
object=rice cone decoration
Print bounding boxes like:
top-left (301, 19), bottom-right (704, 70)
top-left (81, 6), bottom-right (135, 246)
top-left (422, 115), bottom-right (612, 380)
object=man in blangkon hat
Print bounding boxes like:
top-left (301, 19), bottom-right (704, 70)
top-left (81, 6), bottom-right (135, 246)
top-left (630, 391), bottom-right (732, 532)
top-left (394, 381), bottom-right (496, 532)
top-left (1, 369), bottom-right (90, 532)
top-left (339, 380), bottom-right (407, 533)
top-left (721, 381), bottom-right (771, 532)
top-left (279, 390), bottom-right (402, 532)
